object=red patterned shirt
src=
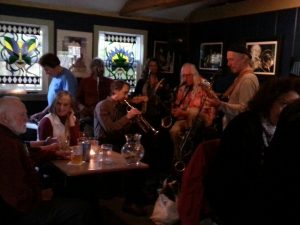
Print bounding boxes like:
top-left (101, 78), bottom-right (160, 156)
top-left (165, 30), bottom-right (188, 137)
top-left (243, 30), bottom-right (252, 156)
top-left (174, 82), bottom-right (216, 126)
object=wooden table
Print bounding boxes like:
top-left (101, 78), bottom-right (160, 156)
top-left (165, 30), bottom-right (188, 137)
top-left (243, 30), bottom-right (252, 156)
top-left (51, 151), bottom-right (148, 177)
top-left (51, 151), bottom-right (149, 200)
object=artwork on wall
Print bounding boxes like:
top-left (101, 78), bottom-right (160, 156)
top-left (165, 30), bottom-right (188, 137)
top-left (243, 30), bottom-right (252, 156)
top-left (57, 29), bottom-right (93, 77)
top-left (246, 41), bottom-right (278, 75)
top-left (199, 42), bottom-right (223, 71)
top-left (153, 41), bottom-right (174, 73)
top-left (0, 15), bottom-right (54, 94)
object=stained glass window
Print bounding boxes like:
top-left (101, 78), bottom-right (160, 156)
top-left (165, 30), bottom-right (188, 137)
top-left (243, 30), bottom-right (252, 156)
top-left (95, 26), bottom-right (147, 92)
top-left (0, 16), bottom-right (53, 95)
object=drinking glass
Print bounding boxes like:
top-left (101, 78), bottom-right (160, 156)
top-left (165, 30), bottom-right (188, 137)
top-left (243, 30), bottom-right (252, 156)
top-left (100, 144), bottom-right (113, 164)
top-left (58, 136), bottom-right (70, 152)
top-left (70, 146), bottom-right (83, 165)
top-left (89, 139), bottom-right (99, 159)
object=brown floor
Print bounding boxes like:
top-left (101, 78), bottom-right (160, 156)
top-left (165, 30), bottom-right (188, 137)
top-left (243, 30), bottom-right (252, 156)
top-left (100, 197), bottom-right (156, 225)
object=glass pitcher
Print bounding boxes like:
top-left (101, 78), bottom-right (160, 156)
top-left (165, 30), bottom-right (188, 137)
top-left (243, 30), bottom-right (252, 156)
top-left (121, 133), bottom-right (144, 165)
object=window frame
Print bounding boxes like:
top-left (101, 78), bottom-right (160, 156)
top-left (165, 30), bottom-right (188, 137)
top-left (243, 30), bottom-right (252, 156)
top-left (93, 25), bottom-right (148, 82)
top-left (0, 15), bottom-right (54, 100)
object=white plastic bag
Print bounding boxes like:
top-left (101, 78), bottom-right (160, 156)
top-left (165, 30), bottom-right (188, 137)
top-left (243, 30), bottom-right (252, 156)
top-left (150, 192), bottom-right (179, 225)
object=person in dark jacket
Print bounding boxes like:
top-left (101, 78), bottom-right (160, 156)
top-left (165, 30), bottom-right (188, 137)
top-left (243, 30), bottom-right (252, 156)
top-left (264, 97), bottom-right (300, 225)
top-left (206, 77), bottom-right (300, 225)
top-left (0, 96), bottom-right (97, 225)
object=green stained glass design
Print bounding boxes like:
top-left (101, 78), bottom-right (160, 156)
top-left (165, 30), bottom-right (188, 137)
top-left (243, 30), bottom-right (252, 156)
top-left (102, 33), bottom-right (140, 90)
top-left (105, 45), bottom-right (136, 79)
top-left (0, 23), bottom-right (43, 91)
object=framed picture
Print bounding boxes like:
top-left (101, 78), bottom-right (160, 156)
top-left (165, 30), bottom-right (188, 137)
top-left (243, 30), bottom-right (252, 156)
top-left (199, 42), bottom-right (223, 70)
top-left (57, 29), bottom-right (93, 77)
top-left (246, 41), bottom-right (278, 75)
top-left (153, 41), bottom-right (175, 73)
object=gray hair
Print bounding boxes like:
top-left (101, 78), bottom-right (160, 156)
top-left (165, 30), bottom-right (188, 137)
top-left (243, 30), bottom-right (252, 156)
top-left (0, 96), bottom-right (21, 115)
top-left (181, 63), bottom-right (199, 76)
top-left (180, 63), bottom-right (200, 84)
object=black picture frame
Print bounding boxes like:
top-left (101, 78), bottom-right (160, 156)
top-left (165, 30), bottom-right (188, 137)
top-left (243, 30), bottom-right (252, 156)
top-left (246, 41), bottom-right (278, 75)
top-left (153, 41), bottom-right (175, 73)
top-left (199, 42), bottom-right (223, 71)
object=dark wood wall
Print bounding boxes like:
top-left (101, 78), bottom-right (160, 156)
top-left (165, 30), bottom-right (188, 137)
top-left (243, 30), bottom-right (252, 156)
top-left (2, 4), bottom-right (300, 103)
top-left (190, 8), bottom-right (300, 84)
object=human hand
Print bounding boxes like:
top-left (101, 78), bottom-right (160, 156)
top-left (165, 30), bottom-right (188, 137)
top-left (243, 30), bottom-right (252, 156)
top-left (55, 150), bottom-right (71, 160)
top-left (141, 96), bottom-right (148, 102)
top-left (48, 142), bottom-right (60, 150)
top-left (206, 97), bottom-right (222, 108)
top-left (68, 110), bottom-right (77, 127)
top-left (172, 108), bottom-right (186, 118)
top-left (131, 96), bottom-right (148, 104)
top-left (40, 142), bottom-right (60, 152)
top-left (44, 136), bottom-right (58, 145)
top-left (126, 108), bottom-right (141, 119)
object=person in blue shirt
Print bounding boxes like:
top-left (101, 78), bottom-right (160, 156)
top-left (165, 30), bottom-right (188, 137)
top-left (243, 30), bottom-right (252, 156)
top-left (30, 53), bottom-right (77, 122)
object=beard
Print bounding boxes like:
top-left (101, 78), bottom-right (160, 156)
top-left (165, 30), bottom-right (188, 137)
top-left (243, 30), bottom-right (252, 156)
top-left (10, 120), bottom-right (27, 135)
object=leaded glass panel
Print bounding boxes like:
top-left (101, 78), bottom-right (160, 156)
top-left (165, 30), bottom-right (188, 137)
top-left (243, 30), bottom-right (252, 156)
top-left (0, 22), bottom-right (44, 92)
top-left (96, 26), bottom-right (147, 93)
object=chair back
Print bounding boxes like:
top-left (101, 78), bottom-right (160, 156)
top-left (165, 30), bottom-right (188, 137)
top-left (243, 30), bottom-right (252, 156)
top-left (177, 138), bottom-right (221, 225)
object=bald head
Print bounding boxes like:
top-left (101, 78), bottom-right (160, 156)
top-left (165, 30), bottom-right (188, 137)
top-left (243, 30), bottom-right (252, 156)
top-left (90, 58), bottom-right (104, 77)
top-left (0, 96), bottom-right (28, 135)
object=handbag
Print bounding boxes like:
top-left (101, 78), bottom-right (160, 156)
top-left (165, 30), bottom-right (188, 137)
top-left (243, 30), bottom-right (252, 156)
top-left (150, 180), bottom-right (179, 225)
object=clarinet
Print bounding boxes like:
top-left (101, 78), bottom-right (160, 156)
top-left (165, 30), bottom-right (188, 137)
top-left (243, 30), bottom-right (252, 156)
top-left (174, 79), bottom-right (217, 172)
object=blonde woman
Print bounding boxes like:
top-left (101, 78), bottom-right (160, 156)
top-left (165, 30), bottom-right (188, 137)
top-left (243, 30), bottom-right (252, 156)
top-left (38, 91), bottom-right (80, 146)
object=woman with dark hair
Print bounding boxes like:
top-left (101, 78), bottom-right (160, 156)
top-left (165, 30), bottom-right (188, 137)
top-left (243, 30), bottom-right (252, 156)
top-left (133, 58), bottom-right (171, 127)
top-left (131, 58), bottom-right (172, 171)
top-left (206, 77), bottom-right (300, 225)
top-left (132, 58), bottom-right (173, 186)
top-left (133, 58), bottom-right (162, 97)
top-left (38, 90), bottom-right (80, 146)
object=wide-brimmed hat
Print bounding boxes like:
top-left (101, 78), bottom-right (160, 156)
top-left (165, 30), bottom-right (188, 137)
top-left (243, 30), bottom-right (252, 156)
top-left (227, 43), bottom-right (252, 59)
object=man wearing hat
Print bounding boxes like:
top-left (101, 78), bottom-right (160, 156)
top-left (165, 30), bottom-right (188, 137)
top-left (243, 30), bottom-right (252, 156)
top-left (208, 43), bottom-right (259, 129)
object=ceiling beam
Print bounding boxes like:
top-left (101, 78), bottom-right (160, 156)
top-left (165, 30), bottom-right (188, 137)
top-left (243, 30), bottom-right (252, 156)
top-left (189, 0), bottom-right (300, 22)
top-left (120, 0), bottom-right (203, 16)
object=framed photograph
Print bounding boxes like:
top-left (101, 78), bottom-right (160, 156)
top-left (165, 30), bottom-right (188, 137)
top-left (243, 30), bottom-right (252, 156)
top-left (199, 42), bottom-right (223, 70)
top-left (246, 41), bottom-right (278, 75)
top-left (57, 29), bottom-right (93, 77)
top-left (153, 41), bottom-right (175, 73)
